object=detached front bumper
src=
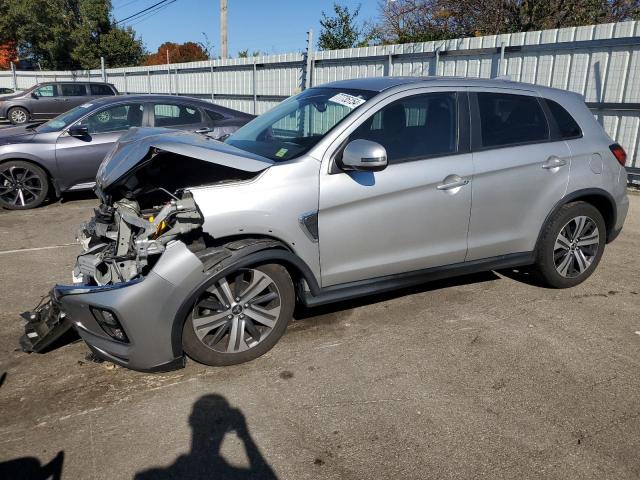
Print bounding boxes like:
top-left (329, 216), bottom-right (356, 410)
top-left (21, 241), bottom-right (207, 372)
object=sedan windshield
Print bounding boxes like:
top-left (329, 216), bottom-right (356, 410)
top-left (225, 87), bottom-right (376, 161)
top-left (36, 103), bottom-right (96, 133)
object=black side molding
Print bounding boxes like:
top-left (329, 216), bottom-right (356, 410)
top-left (302, 252), bottom-right (535, 307)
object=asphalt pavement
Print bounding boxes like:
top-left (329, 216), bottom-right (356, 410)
top-left (0, 193), bottom-right (639, 479)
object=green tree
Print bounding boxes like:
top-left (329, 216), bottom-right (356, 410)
top-left (318, 3), bottom-right (373, 50)
top-left (0, 0), bottom-right (145, 69)
top-left (375, 0), bottom-right (640, 45)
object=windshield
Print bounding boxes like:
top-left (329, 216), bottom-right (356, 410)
top-left (225, 87), bottom-right (376, 161)
top-left (36, 103), bottom-right (95, 133)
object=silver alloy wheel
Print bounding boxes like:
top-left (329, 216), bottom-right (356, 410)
top-left (0, 165), bottom-right (44, 207)
top-left (191, 268), bottom-right (282, 353)
top-left (553, 215), bottom-right (600, 278)
top-left (10, 109), bottom-right (27, 124)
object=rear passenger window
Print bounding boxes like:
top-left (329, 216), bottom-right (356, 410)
top-left (60, 84), bottom-right (87, 96)
top-left (477, 93), bottom-right (548, 148)
top-left (90, 84), bottom-right (115, 96)
top-left (154, 104), bottom-right (202, 127)
top-left (349, 92), bottom-right (457, 163)
top-left (545, 99), bottom-right (582, 139)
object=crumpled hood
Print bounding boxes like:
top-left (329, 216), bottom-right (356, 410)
top-left (96, 127), bottom-right (274, 190)
top-left (0, 124), bottom-right (38, 145)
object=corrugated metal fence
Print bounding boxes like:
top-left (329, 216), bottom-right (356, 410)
top-left (1, 20), bottom-right (640, 167)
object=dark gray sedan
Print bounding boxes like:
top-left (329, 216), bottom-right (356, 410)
top-left (0, 95), bottom-right (254, 209)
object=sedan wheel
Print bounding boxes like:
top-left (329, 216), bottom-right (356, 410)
top-left (183, 264), bottom-right (295, 366)
top-left (553, 215), bottom-right (600, 278)
top-left (0, 161), bottom-right (49, 209)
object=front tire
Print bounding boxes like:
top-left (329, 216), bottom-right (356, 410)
top-left (0, 161), bottom-right (49, 209)
top-left (182, 263), bottom-right (295, 366)
top-left (534, 201), bottom-right (606, 288)
top-left (8, 107), bottom-right (29, 125)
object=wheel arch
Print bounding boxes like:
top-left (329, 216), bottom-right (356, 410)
top-left (169, 237), bottom-right (320, 357)
top-left (535, 188), bottom-right (617, 252)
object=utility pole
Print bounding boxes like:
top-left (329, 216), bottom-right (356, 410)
top-left (220, 0), bottom-right (228, 59)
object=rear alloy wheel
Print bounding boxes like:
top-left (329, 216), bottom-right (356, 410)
top-left (182, 264), bottom-right (294, 366)
top-left (8, 107), bottom-right (29, 125)
top-left (534, 201), bottom-right (606, 288)
top-left (0, 161), bottom-right (49, 209)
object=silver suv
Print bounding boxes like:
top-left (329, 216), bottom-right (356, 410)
top-left (22, 77), bottom-right (629, 372)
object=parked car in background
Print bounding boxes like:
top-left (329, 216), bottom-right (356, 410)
top-left (21, 77), bottom-right (629, 372)
top-left (0, 82), bottom-right (118, 125)
top-left (0, 95), bottom-right (253, 209)
top-left (0, 87), bottom-right (18, 95)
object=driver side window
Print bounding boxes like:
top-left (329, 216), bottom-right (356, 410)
top-left (348, 92), bottom-right (458, 164)
top-left (77, 104), bottom-right (144, 134)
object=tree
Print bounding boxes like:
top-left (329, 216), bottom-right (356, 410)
top-left (238, 49), bottom-right (263, 58)
top-left (375, 0), bottom-right (640, 44)
top-left (0, 0), bottom-right (146, 69)
top-left (144, 42), bottom-right (209, 66)
top-left (318, 3), bottom-right (373, 50)
top-left (0, 42), bottom-right (18, 70)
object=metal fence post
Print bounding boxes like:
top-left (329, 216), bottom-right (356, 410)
top-left (387, 51), bottom-right (393, 76)
top-left (123, 71), bottom-right (128, 94)
top-left (210, 62), bottom-right (215, 102)
top-left (303, 29), bottom-right (313, 90)
top-left (10, 62), bottom-right (17, 89)
top-left (147, 68), bottom-right (151, 94)
top-left (499, 42), bottom-right (506, 77)
top-left (101, 57), bottom-right (107, 82)
top-left (252, 60), bottom-right (257, 114)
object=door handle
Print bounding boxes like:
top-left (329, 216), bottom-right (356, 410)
top-left (436, 176), bottom-right (469, 191)
top-left (194, 127), bottom-right (213, 134)
top-left (542, 157), bottom-right (567, 169)
top-left (54, 98), bottom-right (69, 101)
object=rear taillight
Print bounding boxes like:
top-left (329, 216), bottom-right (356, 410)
top-left (609, 143), bottom-right (627, 166)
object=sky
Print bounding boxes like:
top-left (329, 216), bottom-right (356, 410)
top-left (112, 0), bottom-right (381, 57)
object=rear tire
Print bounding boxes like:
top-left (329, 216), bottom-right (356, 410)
top-left (534, 201), bottom-right (606, 288)
top-left (0, 160), bottom-right (49, 209)
top-left (182, 263), bottom-right (295, 366)
top-left (8, 107), bottom-right (29, 125)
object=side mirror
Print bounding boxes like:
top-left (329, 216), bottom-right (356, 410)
top-left (31, 92), bottom-right (39, 99)
top-left (68, 126), bottom-right (89, 137)
top-left (339, 139), bottom-right (387, 172)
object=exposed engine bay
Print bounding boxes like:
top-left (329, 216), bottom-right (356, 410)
top-left (75, 193), bottom-right (203, 285)
top-left (75, 147), bottom-right (259, 286)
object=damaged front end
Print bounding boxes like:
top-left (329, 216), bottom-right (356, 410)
top-left (20, 128), bottom-right (273, 370)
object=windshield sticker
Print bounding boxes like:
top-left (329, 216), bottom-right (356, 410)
top-left (329, 93), bottom-right (366, 109)
top-left (275, 148), bottom-right (288, 158)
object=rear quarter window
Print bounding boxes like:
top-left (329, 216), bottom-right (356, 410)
top-left (545, 99), bottom-right (582, 139)
top-left (477, 92), bottom-right (549, 148)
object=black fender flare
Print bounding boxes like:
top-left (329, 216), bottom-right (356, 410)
top-left (534, 187), bottom-right (618, 255)
top-left (170, 239), bottom-right (320, 356)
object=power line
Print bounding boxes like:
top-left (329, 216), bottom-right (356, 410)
top-left (127, 2), bottom-right (175, 27)
top-left (115, 0), bottom-right (174, 24)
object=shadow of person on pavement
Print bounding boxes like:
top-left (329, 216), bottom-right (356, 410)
top-left (134, 394), bottom-right (277, 480)
top-left (0, 451), bottom-right (64, 480)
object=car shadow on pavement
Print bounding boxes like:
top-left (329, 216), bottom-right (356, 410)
top-left (295, 271), bottom-right (501, 320)
top-left (134, 394), bottom-right (277, 480)
top-left (58, 190), bottom-right (99, 204)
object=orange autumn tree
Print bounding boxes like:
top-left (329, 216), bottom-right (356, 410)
top-left (0, 42), bottom-right (17, 70)
top-left (144, 42), bottom-right (208, 66)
